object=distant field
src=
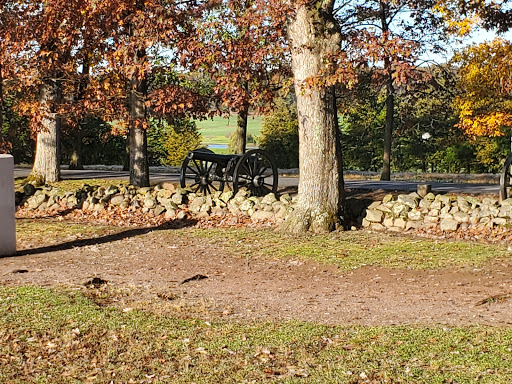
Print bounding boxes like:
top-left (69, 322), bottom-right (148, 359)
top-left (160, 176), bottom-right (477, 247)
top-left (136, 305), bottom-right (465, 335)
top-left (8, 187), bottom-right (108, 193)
top-left (195, 115), bottom-right (263, 146)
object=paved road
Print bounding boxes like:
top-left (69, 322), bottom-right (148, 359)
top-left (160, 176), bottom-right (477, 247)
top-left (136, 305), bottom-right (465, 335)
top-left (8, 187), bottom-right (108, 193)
top-left (14, 167), bottom-right (500, 196)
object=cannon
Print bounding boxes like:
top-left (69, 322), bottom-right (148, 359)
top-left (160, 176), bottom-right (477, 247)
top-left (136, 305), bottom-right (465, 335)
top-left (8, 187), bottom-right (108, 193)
top-left (500, 152), bottom-right (512, 201)
top-left (180, 148), bottom-right (278, 196)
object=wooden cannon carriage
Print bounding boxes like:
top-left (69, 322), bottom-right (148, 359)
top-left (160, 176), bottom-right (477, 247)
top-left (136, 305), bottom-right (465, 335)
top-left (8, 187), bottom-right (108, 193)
top-left (500, 153), bottom-right (512, 201)
top-left (180, 148), bottom-right (278, 196)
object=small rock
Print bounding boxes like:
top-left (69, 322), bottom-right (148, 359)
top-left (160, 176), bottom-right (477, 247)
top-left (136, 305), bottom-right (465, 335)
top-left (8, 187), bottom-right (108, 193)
top-left (365, 209), bottom-right (384, 223)
top-left (440, 218), bottom-right (459, 231)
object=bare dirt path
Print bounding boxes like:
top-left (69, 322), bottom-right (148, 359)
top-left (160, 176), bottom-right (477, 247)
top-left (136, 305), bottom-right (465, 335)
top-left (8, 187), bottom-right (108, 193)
top-left (2, 229), bottom-right (512, 326)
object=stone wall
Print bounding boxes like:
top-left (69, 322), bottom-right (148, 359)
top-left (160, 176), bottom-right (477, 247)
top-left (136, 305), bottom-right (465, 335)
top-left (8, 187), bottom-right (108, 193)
top-left (15, 183), bottom-right (295, 224)
top-left (363, 192), bottom-right (512, 233)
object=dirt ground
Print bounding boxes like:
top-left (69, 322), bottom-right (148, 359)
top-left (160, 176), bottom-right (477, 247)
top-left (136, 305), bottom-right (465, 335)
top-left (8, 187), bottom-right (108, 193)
top-left (3, 187), bottom-right (512, 327)
top-left (3, 227), bottom-right (512, 328)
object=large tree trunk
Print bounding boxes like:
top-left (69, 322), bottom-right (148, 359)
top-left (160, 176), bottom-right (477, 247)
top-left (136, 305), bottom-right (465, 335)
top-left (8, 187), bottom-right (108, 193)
top-left (29, 74), bottom-right (61, 184)
top-left (128, 48), bottom-right (149, 187)
top-left (280, 1), bottom-right (344, 233)
top-left (379, 0), bottom-right (394, 181)
top-left (232, 103), bottom-right (249, 154)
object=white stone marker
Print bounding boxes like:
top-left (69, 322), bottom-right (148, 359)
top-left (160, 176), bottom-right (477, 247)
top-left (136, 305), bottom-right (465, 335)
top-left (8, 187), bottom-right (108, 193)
top-left (0, 154), bottom-right (15, 256)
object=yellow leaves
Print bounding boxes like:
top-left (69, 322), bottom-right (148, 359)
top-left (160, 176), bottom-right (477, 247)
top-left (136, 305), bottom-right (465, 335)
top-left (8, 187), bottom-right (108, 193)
top-left (454, 38), bottom-right (512, 137)
top-left (433, 1), bottom-right (478, 37)
top-left (456, 109), bottom-right (511, 137)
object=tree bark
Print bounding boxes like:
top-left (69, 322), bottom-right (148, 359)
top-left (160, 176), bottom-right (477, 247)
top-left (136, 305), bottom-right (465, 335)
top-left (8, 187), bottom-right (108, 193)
top-left (379, 0), bottom-right (394, 181)
top-left (280, 1), bottom-right (344, 233)
top-left (29, 73), bottom-right (61, 184)
top-left (128, 48), bottom-right (149, 187)
top-left (233, 103), bottom-right (249, 154)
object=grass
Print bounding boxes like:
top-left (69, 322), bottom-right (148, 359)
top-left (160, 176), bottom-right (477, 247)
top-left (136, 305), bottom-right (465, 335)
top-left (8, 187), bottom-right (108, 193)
top-left (189, 228), bottom-right (509, 270)
top-left (15, 178), bottom-right (128, 192)
top-left (15, 220), bottom-right (508, 271)
top-left (1, 286), bottom-right (512, 383)
top-left (195, 115), bottom-right (263, 146)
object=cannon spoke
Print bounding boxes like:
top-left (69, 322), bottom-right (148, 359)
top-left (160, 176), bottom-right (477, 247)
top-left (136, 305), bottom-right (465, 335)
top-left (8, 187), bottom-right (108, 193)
top-left (180, 150), bottom-right (225, 194)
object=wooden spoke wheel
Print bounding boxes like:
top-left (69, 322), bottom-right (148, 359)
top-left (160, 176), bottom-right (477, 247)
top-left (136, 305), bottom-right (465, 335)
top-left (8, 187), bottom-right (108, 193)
top-left (180, 148), bottom-right (225, 194)
top-left (500, 152), bottom-right (512, 201)
top-left (233, 149), bottom-right (278, 196)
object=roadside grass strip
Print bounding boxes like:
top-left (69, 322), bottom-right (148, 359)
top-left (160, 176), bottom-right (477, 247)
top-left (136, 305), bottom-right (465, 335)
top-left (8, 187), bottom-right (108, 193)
top-left (0, 286), bottom-right (511, 383)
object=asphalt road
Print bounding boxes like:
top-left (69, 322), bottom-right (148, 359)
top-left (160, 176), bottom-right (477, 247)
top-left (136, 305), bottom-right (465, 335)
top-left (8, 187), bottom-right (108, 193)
top-left (14, 167), bottom-right (501, 196)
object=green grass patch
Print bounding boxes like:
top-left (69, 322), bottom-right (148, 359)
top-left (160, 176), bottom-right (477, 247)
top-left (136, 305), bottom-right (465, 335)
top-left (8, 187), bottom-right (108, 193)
top-left (16, 219), bottom-right (124, 248)
top-left (196, 115), bottom-right (262, 145)
top-left (0, 286), bottom-right (511, 383)
top-left (15, 178), bottom-right (128, 193)
top-left (188, 228), bottom-right (508, 270)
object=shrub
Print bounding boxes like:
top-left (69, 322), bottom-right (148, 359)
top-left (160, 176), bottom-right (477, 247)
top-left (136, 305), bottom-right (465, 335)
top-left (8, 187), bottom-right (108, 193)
top-left (258, 98), bottom-right (299, 168)
top-left (160, 119), bottom-right (202, 166)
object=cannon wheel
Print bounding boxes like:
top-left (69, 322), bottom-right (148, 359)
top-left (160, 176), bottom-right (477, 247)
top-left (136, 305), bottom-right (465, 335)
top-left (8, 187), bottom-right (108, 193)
top-left (500, 152), bottom-right (512, 201)
top-left (180, 148), bottom-right (225, 194)
top-left (233, 149), bottom-right (278, 196)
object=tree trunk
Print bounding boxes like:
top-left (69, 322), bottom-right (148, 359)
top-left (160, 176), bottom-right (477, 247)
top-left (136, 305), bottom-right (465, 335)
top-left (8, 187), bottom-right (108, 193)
top-left (29, 74), bottom-right (61, 184)
top-left (69, 127), bottom-right (84, 170)
top-left (128, 48), bottom-right (149, 187)
top-left (280, 1), bottom-right (344, 233)
top-left (379, 0), bottom-right (394, 181)
top-left (233, 104), bottom-right (249, 154)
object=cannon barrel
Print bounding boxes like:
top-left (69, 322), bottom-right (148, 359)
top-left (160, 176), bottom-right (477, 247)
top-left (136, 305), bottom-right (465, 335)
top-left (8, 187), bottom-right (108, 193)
top-left (187, 149), bottom-right (239, 166)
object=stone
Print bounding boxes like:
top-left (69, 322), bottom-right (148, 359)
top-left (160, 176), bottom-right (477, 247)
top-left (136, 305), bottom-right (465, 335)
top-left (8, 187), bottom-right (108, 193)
top-left (394, 217), bottom-right (407, 229)
top-left (220, 190), bottom-right (234, 203)
top-left (362, 218), bottom-right (371, 228)
top-left (424, 192), bottom-right (436, 201)
top-left (493, 217), bottom-right (508, 226)
top-left (165, 209), bottom-right (177, 220)
top-left (417, 184), bottom-right (431, 198)
top-left (501, 198), bottom-right (512, 207)
top-left (176, 210), bottom-right (187, 220)
top-left (365, 209), bottom-right (384, 223)
top-left (482, 197), bottom-right (498, 206)
top-left (144, 197), bottom-right (157, 209)
top-left (376, 205), bottom-right (392, 213)
top-left (406, 220), bottom-right (423, 230)
top-left (419, 199), bottom-right (431, 209)
top-left (498, 206), bottom-right (512, 218)
top-left (453, 212), bottom-right (470, 223)
top-left (154, 205), bottom-right (165, 216)
top-left (424, 216), bottom-right (439, 224)
top-left (261, 193), bottom-right (277, 205)
top-left (171, 193), bottom-right (184, 205)
top-left (279, 194), bottom-right (292, 204)
top-left (239, 199), bottom-right (255, 211)
top-left (392, 203), bottom-right (408, 218)
top-left (440, 219), bottom-right (459, 231)
top-left (160, 182), bottom-right (177, 192)
top-left (407, 209), bottom-right (423, 221)
top-left (383, 217), bottom-right (394, 228)
top-left (368, 201), bottom-right (382, 210)
top-left (370, 223), bottom-right (386, 231)
top-left (382, 194), bottom-right (394, 204)
top-left (250, 210), bottom-right (274, 221)
top-left (457, 196), bottom-right (471, 212)
top-left (397, 194), bottom-right (419, 208)
top-left (430, 201), bottom-right (442, 210)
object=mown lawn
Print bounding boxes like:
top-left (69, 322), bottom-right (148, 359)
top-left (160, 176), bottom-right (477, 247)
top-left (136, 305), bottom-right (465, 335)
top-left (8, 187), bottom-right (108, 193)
top-left (195, 115), bottom-right (263, 145)
top-left (0, 286), bottom-right (511, 383)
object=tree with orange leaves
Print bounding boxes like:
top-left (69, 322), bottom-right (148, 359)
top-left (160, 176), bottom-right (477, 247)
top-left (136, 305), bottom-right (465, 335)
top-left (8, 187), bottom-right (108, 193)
top-left (454, 38), bottom-right (512, 140)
